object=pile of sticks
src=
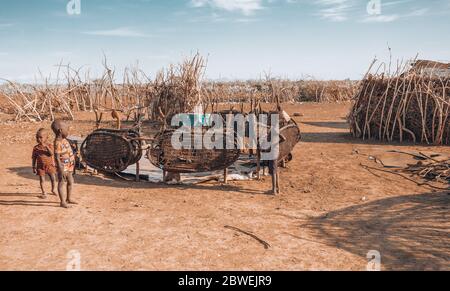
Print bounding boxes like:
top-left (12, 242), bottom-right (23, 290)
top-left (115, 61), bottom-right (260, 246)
top-left (360, 150), bottom-right (450, 190)
top-left (150, 54), bottom-right (206, 124)
top-left (349, 59), bottom-right (450, 145)
top-left (403, 156), bottom-right (450, 184)
top-left (0, 57), bottom-right (153, 122)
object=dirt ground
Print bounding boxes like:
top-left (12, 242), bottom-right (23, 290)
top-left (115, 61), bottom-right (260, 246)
top-left (0, 103), bottom-right (448, 271)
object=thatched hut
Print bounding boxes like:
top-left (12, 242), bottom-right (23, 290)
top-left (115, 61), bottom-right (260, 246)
top-left (349, 59), bottom-right (450, 145)
top-left (406, 60), bottom-right (450, 78)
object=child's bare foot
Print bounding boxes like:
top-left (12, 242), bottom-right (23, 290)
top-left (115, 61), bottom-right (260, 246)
top-left (60, 202), bottom-right (70, 208)
top-left (51, 191), bottom-right (58, 196)
top-left (67, 200), bottom-right (78, 205)
top-left (39, 193), bottom-right (47, 199)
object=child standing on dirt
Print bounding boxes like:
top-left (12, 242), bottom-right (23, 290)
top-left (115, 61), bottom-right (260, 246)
top-left (51, 120), bottom-right (77, 208)
top-left (32, 128), bottom-right (57, 199)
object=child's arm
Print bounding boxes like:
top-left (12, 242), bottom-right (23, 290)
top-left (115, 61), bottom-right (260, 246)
top-left (45, 144), bottom-right (54, 156)
top-left (54, 152), bottom-right (64, 177)
top-left (54, 141), bottom-right (64, 177)
top-left (32, 157), bottom-right (37, 173)
top-left (32, 148), bottom-right (37, 173)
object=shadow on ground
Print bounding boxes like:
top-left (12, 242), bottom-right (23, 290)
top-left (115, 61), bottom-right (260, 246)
top-left (302, 121), bottom-right (350, 130)
top-left (6, 167), bottom-right (267, 196)
top-left (299, 121), bottom-right (419, 146)
top-left (301, 192), bottom-right (450, 270)
top-left (0, 199), bottom-right (60, 207)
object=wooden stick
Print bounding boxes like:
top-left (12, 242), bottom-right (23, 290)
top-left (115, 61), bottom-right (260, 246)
top-left (223, 168), bottom-right (228, 184)
top-left (136, 160), bottom-right (140, 182)
top-left (224, 225), bottom-right (271, 249)
top-left (360, 163), bottom-right (449, 190)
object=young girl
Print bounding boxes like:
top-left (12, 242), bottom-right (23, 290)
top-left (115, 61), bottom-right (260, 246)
top-left (32, 128), bottom-right (57, 199)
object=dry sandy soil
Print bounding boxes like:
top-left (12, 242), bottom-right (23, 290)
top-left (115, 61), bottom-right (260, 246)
top-left (0, 103), bottom-right (448, 271)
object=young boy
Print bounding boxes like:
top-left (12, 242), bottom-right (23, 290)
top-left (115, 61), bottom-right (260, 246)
top-left (32, 128), bottom-right (57, 198)
top-left (51, 120), bottom-right (77, 208)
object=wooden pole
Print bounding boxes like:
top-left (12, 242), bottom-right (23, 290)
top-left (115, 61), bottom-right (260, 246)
top-left (136, 160), bottom-right (140, 182)
top-left (256, 148), bottom-right (261, 180)
top-left (224, 168), bottom-right (228, 184)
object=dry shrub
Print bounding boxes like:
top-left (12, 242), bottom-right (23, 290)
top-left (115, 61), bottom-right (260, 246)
top-left (150, 54), bottom-right (206, 123)
top-left (296, 80), bottom-right (356, 102)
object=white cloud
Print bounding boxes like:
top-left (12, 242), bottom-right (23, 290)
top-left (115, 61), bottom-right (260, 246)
top-left (82, 27), bottom-right (152, 38)
top-left (313, 0), bottom-right (430, 23)
top-left (0, 23), bottom-right (13, 29)
top-left (361, 8), bottom-right (429, 23)
top-left (190, 0), bottom-right (264, 15)
top-left (382, 0), bottom-right (412, 7)
top-left (406, 8), bottom-right (428, 17)
top-left (314, 0), bottom-right (355, 22)
top-left (361, 14), bottom-right (400, 23)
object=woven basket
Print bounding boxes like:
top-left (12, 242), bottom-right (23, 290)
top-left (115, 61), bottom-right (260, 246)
top-left (277, 120), bottom-right (301, 162)
top-left (148, 128), bottom-right (240, 173)
top-left (81, 128), bottom-right (142, 173)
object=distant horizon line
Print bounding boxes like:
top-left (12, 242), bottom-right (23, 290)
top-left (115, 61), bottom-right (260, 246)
top-left (1, 56), bottom-right (447, 85)
top-left (0, 78), bottom-right (359, 86)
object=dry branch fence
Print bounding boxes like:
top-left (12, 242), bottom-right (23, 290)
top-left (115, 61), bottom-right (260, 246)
top-left (0, 55), bottom-right (356, 122)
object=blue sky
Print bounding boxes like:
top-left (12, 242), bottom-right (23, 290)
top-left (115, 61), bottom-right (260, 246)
top-left (0, 0), bottom-right (449, 82)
